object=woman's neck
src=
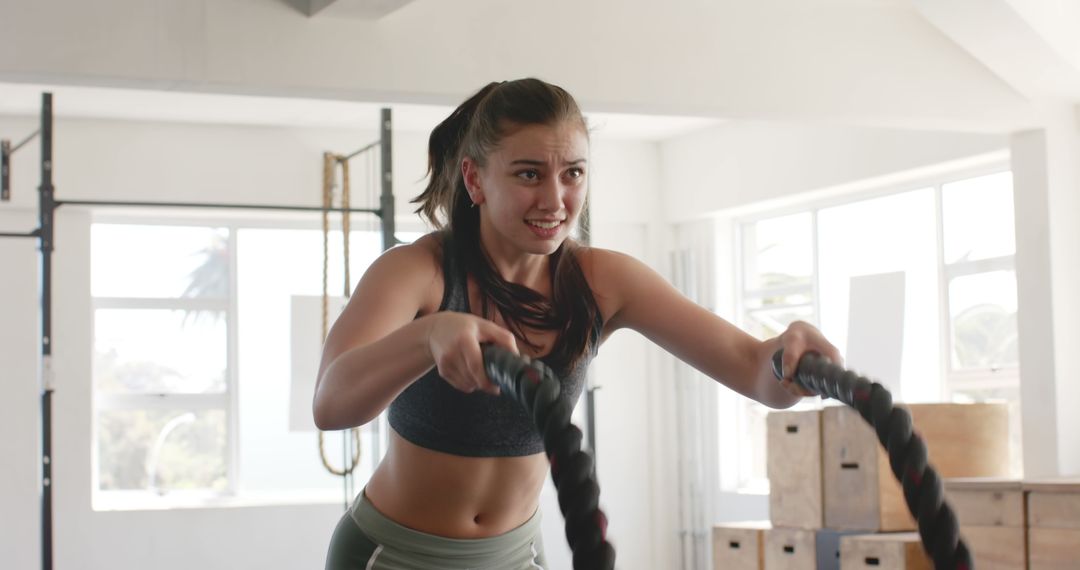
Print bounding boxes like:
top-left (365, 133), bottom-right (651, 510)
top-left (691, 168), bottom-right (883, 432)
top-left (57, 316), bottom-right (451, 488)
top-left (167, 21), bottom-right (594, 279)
top-left (476, 228), bottom-right (552, 288)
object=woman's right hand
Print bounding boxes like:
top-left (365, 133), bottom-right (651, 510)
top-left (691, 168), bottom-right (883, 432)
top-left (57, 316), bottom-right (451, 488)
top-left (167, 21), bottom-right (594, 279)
top-left (425, 312), bottom-right (519, 395)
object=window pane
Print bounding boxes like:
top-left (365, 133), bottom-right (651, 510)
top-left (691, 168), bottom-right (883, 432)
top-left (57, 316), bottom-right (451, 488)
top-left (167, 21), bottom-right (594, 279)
top-left (744, 292), bottom-right (812, 310)
top-left (743, 305), bottom-right (814, 340)
top-left (94, 309), bottom-right (227, 394)
top-left (949, 270), bottom-right (1018, 370)
top-left (742, 213), bottom-right (813, 291)
top-left (942, 172), bottom-right (1015, 264)
top-left (736, 402), bottom-right (769, 493)
top-left (817, 189), bottom-right (940, 401)
top-left (92, 224), bottom-right (230, 299)
top-left (98, 409), bottom-right (226, 492)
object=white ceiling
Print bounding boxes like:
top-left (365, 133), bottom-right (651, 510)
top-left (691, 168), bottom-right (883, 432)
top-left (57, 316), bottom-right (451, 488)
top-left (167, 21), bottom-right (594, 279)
top-left (0, 81), bottom-right (723, 142)
top-left (0, 0), bottom-right (1041, 133)
top-left (2, 0), bottom-right (1076, 133)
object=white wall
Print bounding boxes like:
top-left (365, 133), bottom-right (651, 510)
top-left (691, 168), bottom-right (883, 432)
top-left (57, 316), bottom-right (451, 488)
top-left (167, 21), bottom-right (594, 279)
top-left (0, 209), bottom-right (41, 570)
top-left (588, 139), bottom-right (681, 570)
top-left (1011, 103), bottom-right (1080, 478)
top-left (660, 121), bottom-right (1010, 221)
top-left (0, 113), bottom-right (668, 570)
top-left (0, 115), bottom-right (430, 227)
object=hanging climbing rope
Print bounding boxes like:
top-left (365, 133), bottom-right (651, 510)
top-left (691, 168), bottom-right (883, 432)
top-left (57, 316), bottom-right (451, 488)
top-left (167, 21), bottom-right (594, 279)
top-left (318, 152), bottom-right (362, 502)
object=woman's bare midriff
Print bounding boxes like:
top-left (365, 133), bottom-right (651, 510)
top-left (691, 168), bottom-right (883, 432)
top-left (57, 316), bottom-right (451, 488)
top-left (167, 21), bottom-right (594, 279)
top-left (364, 430), bottom-right (550, 538)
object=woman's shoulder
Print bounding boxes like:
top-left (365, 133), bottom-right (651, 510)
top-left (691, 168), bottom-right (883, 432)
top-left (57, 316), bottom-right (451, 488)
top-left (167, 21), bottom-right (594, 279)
top-left (572, 244), bottom-right (641, 280)
top-left (569, 245), bottom-right (646, 321)
top-left (375, 231), bottom-right (443, 269)
top-left (407, 230), bottom-right (447, 259)
top-left (362, 232), bottom-right (446, 311)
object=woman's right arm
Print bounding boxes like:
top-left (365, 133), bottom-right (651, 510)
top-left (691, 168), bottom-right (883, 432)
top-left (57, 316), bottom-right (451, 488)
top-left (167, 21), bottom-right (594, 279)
top-left (312, 240), bottom-right (517, 431)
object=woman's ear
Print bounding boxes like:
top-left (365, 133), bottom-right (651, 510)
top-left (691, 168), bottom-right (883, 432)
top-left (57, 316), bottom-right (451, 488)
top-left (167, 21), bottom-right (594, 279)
top-left (462, 157), bottom-right (485, 206)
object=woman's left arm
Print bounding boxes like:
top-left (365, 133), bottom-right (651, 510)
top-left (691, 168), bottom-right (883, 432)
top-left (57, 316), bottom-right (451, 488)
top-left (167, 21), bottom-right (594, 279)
top-left (591, 249), bottom-right (841, 409)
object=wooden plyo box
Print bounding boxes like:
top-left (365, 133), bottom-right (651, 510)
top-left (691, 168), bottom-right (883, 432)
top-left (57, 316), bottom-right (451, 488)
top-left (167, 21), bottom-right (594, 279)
top-left (823, 403), bottom-right (1009, 531)
top-left (713, 521), bottom-right (769, 570)
top-left (761, 527), bottom-right (864, 570)
top-left (767, 409), bottom-right (823, 529)
top-left (840, 532), bottom-right (931, 570)
top-left (1025, 480), bottom-right (1080, 570)
top-left (764, 527), bottom-right (816, 570)
top-left (944, 478), bottom-right (1026, 570)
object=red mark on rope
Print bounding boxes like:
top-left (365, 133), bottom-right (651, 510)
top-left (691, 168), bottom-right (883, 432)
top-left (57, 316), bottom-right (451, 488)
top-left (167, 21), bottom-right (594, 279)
top-left (854, 388), bottom-right (870, 402)
top-left (524, 369), bottom-right (541, 385)
top-left (907, 468), bottom-right (923, 486)
top-left (596, 510), bottom-right (609, 540)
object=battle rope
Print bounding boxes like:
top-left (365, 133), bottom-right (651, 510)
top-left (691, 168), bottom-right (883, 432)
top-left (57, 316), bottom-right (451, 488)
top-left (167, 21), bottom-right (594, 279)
top-left (482, 345), bottom-right (616, 570)
top-left (772, 350), bottom-right (973, 570)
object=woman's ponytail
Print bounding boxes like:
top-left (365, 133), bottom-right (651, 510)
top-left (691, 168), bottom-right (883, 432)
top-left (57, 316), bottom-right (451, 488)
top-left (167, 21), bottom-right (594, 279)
top-left (411, 81), bottom-right (503, 228)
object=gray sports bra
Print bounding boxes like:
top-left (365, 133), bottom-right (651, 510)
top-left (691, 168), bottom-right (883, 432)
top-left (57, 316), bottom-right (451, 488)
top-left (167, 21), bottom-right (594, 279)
top-left (387, 238), bottom-right (601, 457)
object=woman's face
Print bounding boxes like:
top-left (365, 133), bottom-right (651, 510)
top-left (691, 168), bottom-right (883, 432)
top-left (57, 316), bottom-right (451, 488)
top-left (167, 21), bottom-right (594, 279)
top-left (463, 121), bottom-right (589, 257)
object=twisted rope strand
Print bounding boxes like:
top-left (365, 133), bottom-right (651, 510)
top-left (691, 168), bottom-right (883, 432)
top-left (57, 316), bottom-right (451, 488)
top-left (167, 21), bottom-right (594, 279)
top-left (483, 346), bottom-right (616, 570)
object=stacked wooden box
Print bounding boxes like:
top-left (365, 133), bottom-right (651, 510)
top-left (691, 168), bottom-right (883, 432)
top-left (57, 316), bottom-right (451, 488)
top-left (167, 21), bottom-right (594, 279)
top-left (713, 402), bottom-right (1010, 570)
top-left (944, 478), bottom-right (1026, 570)
top-left (1024, 480), bottom-right (1080, 570)
top-left (713, 521), bottom-right (770, 570)
top-left (945, 478), bottom-right (1080, 570)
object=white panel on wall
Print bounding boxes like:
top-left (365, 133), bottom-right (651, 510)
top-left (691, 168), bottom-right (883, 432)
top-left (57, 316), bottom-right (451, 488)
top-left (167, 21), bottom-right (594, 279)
top-left (845, 272), bottom-right (906, 398)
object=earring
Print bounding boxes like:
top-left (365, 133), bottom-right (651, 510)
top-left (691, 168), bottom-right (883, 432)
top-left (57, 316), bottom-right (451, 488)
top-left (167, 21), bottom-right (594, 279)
top-left (470, 201), bottom-right (477, 208)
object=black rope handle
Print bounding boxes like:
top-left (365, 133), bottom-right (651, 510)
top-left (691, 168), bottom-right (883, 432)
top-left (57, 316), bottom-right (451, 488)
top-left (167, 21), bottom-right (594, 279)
top-left (773, 350), bottom-right (973, 570)
top-left (483, 345), bottom-right (616, 570)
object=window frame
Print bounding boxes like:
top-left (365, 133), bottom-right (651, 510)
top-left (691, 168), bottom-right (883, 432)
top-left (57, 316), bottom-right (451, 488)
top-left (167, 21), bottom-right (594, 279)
top-left (90, 211), bottom-right (426, 510)
top-left (721, 156), bottom-right (1018, 494)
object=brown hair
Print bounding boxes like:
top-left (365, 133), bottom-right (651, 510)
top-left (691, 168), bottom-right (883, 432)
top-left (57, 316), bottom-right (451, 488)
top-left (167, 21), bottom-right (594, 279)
top-left (411, 78), bottom-right (599, 371)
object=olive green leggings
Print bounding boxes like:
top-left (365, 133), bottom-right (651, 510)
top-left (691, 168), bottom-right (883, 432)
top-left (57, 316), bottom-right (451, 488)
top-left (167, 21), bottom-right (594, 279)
top-left (325, 491), bottom-right (547, 570)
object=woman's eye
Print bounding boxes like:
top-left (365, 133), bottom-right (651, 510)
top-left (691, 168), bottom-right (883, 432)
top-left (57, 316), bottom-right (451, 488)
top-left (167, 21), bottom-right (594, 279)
top-left (566, 167), bottom-right (585, 179)
top-left (516, 170), bottom-right (540, 181)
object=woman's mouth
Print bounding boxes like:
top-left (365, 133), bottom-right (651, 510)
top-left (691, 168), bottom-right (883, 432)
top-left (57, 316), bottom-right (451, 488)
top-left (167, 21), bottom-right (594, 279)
top-left (526, 219), bottom-right (563, 238)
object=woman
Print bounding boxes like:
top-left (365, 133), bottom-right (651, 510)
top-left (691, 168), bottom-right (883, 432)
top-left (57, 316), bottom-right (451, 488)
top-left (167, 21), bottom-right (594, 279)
top-left (315, 78), bottom-right (839, 569)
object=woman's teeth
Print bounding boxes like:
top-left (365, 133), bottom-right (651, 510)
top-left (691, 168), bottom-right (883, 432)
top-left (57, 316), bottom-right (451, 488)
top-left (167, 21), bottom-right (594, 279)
top-left (527, 220), bottom-right (561, 229)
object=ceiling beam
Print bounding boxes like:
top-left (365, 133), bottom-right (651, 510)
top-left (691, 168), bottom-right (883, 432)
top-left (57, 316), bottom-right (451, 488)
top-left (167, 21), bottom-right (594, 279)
top-left (306, 0), bottom-right (415, 20)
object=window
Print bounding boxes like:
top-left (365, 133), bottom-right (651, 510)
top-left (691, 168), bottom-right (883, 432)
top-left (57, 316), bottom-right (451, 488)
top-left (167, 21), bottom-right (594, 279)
top-left (726, 213), bottom-right (817, 492)
top-left (939, 172), bottom-right (1020, 475)
top-left (740, 212), bottom-right (815, 340)
top-left (723, 168), bottom-right (1021, 492)
top-left (91, 220), bottom-right (422, 508)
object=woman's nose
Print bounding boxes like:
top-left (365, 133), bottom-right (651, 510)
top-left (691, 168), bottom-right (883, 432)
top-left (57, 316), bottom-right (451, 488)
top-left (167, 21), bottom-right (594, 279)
top-left (536, 179), bottom-right (564, 211)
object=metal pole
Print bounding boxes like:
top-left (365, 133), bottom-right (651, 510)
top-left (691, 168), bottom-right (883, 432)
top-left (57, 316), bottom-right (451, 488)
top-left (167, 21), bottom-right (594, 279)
top-left (2, 139), bottom-right (10, 201)
top-left (39, 92), bottom-right (55, 570)
top-left (57, 199), bottom-right (378, 215)
top-left (370, 107), bottom-right (396, 463)
top-left (4, 130), bottom-right (44, 202)
top-left (379, 108), bottom-right (395, 251)
top-left (339, 140), bottom-right (379, 162)
top-left (580, 192), bottom-right (599, 461)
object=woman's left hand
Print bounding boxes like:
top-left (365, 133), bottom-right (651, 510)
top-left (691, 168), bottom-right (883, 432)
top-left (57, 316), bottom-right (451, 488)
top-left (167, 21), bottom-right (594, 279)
top-left (774, 321), bottom-right (843, 398)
